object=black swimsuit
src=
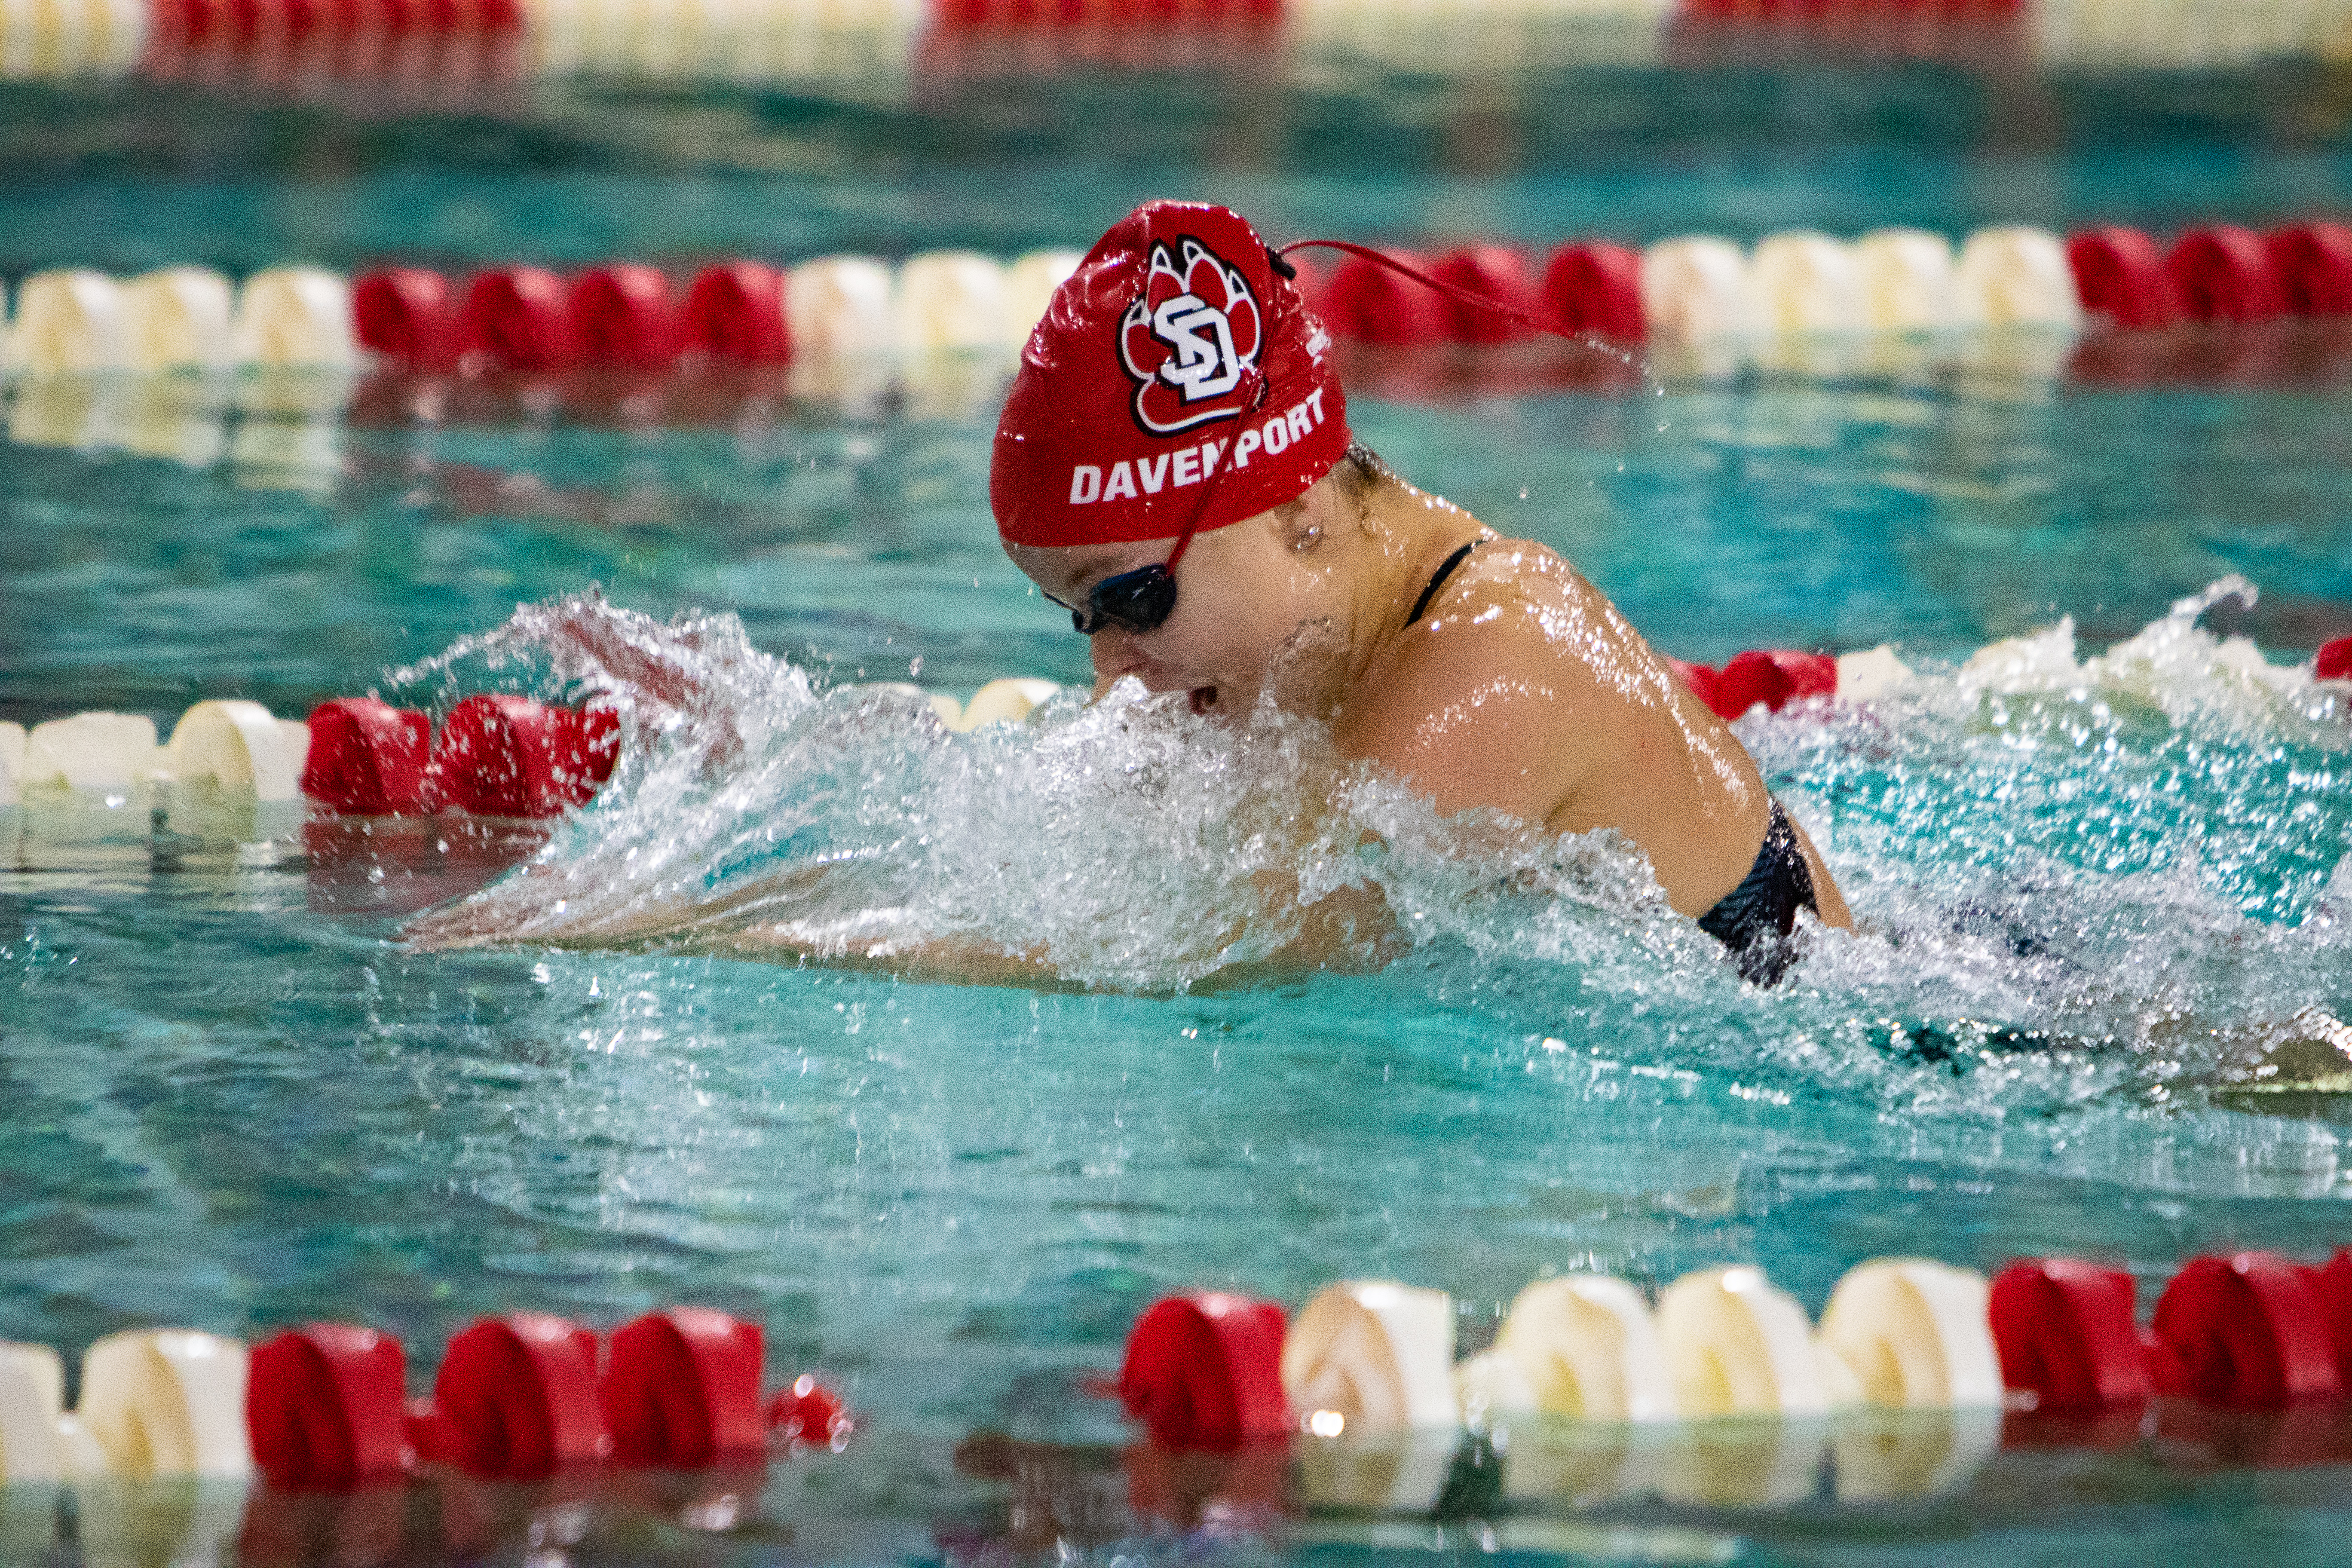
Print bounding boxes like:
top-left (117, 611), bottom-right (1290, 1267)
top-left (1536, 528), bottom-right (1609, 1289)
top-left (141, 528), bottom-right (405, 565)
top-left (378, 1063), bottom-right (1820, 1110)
top-left (1696, 800), bottom-right (1817, 986)
top-left (1406, 539), bottom-right (1818, 987)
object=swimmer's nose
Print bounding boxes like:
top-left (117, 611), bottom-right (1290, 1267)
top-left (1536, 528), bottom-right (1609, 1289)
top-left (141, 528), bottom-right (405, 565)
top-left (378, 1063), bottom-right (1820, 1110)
top-left (1089, 628), bottom-right (1148, 682)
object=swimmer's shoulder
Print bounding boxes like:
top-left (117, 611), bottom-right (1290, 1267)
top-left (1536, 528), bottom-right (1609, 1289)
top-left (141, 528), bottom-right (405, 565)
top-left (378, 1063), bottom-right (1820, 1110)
top-left (1332, 537), bottom-right (1608, 822)
top-left (1399, 537), bottom-right (1624, 680)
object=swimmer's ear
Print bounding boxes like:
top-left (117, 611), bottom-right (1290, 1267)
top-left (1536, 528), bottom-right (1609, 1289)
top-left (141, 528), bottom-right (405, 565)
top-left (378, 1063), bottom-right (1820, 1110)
top-left (1272, 471), bottom-right (1348, 552)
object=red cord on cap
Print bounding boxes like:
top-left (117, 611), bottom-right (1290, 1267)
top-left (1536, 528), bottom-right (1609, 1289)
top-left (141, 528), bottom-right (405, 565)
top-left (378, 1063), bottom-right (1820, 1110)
top-left (2153, 1252), bottom-right (2343, 1409)
top-left (1316, 248), bottom-right (1452, 347)
top-left (1117, 1292), bottom-right (1289, 1451)
top-left (681, 263), bottom-right (792, 365)
top-left (1430, 247), bottom-right (1545, 345)
top-left (2318, 637), bottom-right (2352, 682)
top-left (1542, 241), bottom-right (1646, 342)
top-left (1989, 1259), bottom-right (2153, 1409)
top-left (2166, 226), bottom-right (2288, 324)
top-left (461, 267), bottom-right (579, 373)
top-left (569, 265), bottom-right (681, 371)
top-left (2269, 222), bottom-right (2352, 316)
top-left (433, 1313), bottom-right (610, 1478)
top-left (2067, 227), bottom-right (2179, 330)
top-left (248, 1325), bottom-right (412, 1489)
top-left (302, 698), bottom-right (432, 816)
top-left (354, 269), bottom-right (461, 371)
top-left (602, 1308), bottom-right (767, 1468)
top-left (426, 696), bottom-right (617, 818)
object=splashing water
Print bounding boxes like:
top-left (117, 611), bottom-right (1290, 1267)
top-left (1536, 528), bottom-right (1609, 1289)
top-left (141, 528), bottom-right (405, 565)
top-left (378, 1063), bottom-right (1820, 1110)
top-left (400, 582), bottom-right (2352, 1135)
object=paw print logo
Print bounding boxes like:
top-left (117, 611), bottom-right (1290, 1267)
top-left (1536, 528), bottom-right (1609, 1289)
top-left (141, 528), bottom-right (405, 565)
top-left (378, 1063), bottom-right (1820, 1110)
top-left (1118, 236), bottom-right (1265, 435)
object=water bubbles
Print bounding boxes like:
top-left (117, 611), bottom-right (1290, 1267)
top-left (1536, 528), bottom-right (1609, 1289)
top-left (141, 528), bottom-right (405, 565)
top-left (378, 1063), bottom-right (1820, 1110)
top-left (403, 583), bottom-right (2351, 1188)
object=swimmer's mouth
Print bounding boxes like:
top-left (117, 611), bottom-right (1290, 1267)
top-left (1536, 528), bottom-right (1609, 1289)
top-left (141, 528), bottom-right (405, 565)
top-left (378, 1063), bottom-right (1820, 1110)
top-left (1189, 686), bottom-right (1217, 715)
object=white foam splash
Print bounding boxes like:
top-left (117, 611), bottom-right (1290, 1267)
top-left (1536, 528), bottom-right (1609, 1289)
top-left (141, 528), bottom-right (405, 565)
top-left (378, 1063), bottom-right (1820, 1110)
top-left (400, 582), bottom-right (2352, 1133)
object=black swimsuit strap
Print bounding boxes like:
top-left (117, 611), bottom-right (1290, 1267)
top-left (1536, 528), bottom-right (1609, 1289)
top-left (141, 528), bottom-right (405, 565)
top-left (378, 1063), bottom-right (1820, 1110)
top-left (1406, 540), bottom-right (1483, 628)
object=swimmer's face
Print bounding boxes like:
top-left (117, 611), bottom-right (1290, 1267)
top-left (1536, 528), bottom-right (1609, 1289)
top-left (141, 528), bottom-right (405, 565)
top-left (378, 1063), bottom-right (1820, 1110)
top-left (1006, 478), bottom-right (1345, 717)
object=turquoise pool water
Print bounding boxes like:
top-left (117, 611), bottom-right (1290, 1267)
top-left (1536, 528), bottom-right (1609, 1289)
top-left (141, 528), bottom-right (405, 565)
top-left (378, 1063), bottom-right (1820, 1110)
top-left (6, 44), bottom-right (2352, 1568)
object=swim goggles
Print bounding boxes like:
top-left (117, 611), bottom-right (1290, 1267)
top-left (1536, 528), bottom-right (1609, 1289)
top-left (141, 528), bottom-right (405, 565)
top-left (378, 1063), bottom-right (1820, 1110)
top-left (1045, 564), bottom-right (1182, 635)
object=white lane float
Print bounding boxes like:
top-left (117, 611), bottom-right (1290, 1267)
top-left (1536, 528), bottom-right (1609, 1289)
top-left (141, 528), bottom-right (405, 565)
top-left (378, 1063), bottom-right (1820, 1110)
top-left (8, 373), bottom-right (129, 452)
top-left (1833, 644), bottom-right (1914, 701)
top-left (9, 269), bottom-right (133, 375)
top-left (1637, 236), bottom-right (1758, 342)
top-left (123, 267), bottom-right (237, 374)
top-left (1462, 1274), bottom-right (1676, 1425)
top-left (1855, 229), bottom-right (1960, 331)
top-left (1956, 225), bottom-right (2083, 330)
top-left (1001, 248), bottom-right (1083, 342)
top-left (1655, 1265), bottom-right (1844, 1419)
top-left (1816, 1259), bottom-right (2002, 1412)
top-left (1293, 1427), bottom-right (1466, 1513)
top-left (1830, 1406), bottom-right (2002, 1502)
top-left (0, 1341), bottom-right (66, 1483)
top-left (896, 250), bottom-right (1014, 352)
top-left (786, 255), bottom-right (898, 359)
top-left (21, 712), bottom-right (158, 792)
top-left (77, 1329), bottom-right (253, 1479)
top-left (953, 677), bottom-right (1061, 731)
top-left (124, 377), bottom-right (231, 469)
top-left (163, 700), bottom-right (312, 801)
top-left (1282, 1280), bottom-right (1460, 1436)
top-left (0, 722), bottom-right (23, 809)
top-left (233, 266), bottom-right (361, 369)
top-left (1751, 231), bottom-right (1867, 335)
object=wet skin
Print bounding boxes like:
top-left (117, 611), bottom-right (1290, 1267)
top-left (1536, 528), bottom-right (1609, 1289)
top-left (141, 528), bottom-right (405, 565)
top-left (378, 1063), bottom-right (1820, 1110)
top-left (1010, 464), bottom-right (1853, 927)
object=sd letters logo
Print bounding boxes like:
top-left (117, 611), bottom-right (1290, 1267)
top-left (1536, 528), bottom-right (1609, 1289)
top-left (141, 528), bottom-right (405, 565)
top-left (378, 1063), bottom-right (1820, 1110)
top-left (1118, 236), bottom-right (1264, 435)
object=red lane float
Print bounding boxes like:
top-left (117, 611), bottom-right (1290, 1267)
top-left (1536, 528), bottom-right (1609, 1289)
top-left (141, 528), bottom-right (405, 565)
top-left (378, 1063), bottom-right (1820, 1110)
top-left (2067, 227), bottom-right (2179, 330)
top-left (1317, 249), bottom-right (1451, 348)
top-left (2271, 223), bottom-right (2352, 316)
top-left (2315, 1249), bottom-right (2352, 1382)
top-left (569, 264), bottom-right (680, 371)
top-left (425, 695), bottom-right (619, 818)
top-left (1542, 241), bottom-right (1645, 342)
top-left (602, 1308), bottom-right (767, 1468)
top-left (155, 0), bottom-right (524, 39)
top-left (1117, 1292), bottom-right (1289, 1451)
top-left (2167, 226), bottom-right (2287, 324)
top-left (1988, 1259), bottom-right (2153, 1410)
top-left (682, 262), bottom-right (792, 365)
top-left (460, 267), bottom-right (579, 373)
top-left (2151, 1253), bottom-right (2342, 1409)
top-left (1668, 648), bottom-right (1838, 720)
top-left (769, 1373), bottom-right (851, 1448)
top-left (301, 698), bottom-right (433, 815)
top-left (2319, 636), bottom-right (2352, 682)
top-left (429, 1313), bottom-right (611, 1479)
top-left (1430, 246), bottom-right (1544, 345)
top-left (248, 1325), bottom-right (412, 1490)
top-left (353, 268), bottom-right (462, 371)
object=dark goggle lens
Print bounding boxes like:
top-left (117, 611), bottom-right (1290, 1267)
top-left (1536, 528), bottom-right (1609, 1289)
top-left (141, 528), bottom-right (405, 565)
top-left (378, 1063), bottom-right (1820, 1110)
top-left (1070, 564), bottom-right (1178, 635)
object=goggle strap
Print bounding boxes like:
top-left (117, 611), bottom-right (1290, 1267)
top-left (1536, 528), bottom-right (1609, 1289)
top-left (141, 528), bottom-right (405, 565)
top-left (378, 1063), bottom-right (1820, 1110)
top-left (1161, 358), bottom-right (1270, 575)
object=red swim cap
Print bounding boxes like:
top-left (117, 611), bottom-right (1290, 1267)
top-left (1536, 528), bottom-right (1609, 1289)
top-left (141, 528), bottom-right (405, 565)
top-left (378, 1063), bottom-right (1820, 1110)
top-left (992, 201), bottom-right (1349, 551)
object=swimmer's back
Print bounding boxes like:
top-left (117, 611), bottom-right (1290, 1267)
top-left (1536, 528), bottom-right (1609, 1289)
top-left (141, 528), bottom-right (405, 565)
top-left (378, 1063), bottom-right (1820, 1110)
top-left (1332, 535), bottom-right (1850, 926)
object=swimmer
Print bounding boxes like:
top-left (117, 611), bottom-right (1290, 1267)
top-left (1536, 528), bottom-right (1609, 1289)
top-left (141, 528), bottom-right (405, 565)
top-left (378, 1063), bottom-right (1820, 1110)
top-left (994, 201), bottom-right (1850, 984)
